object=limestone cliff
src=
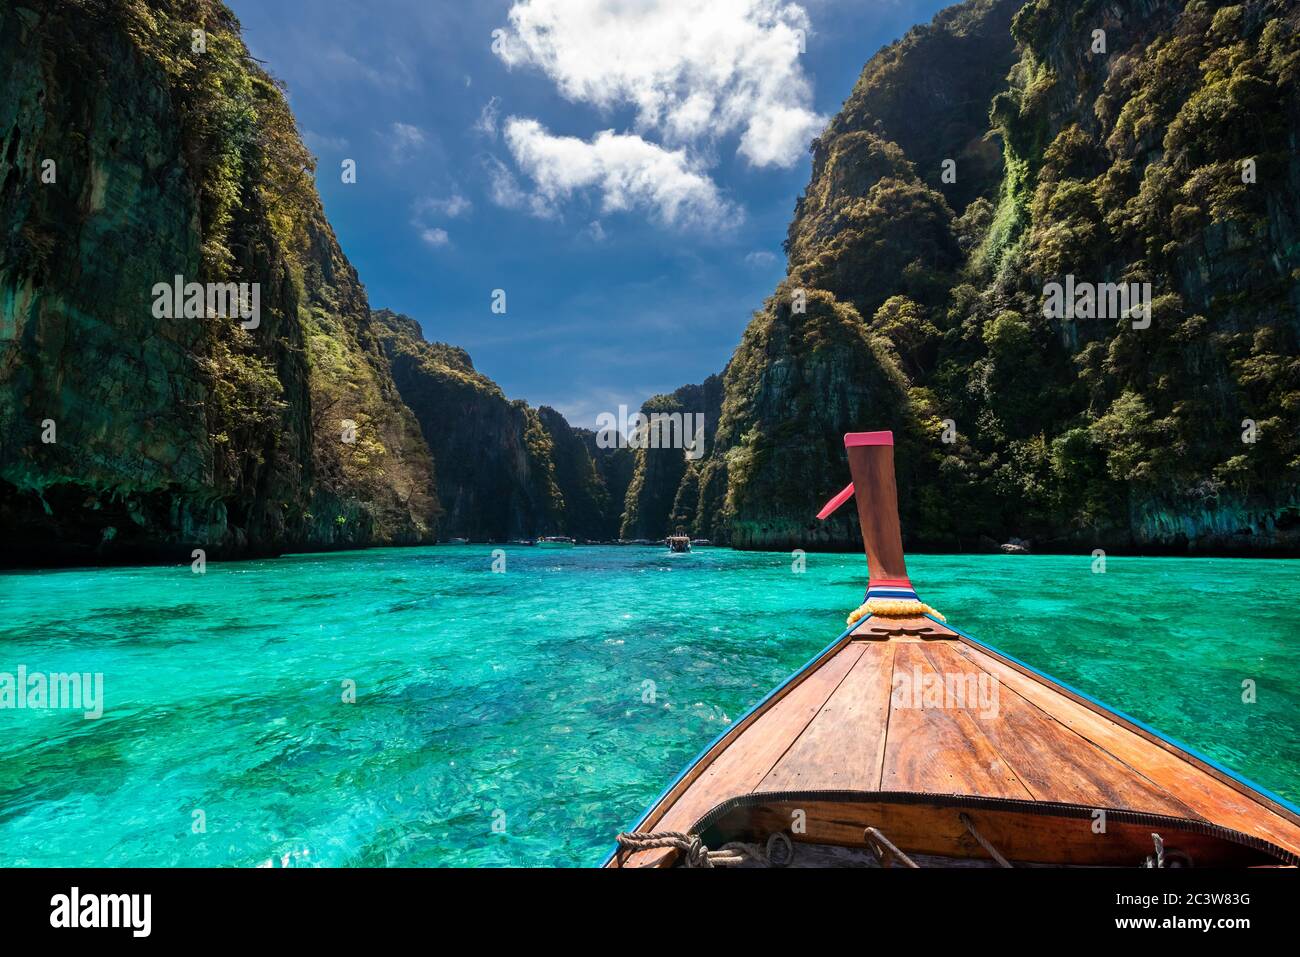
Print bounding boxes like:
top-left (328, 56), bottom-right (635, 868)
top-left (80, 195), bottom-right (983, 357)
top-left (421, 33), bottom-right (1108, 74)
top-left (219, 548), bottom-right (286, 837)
top-left (982, 0), bottom-right (1300, 551)
top-left (0, 0), bottom-right (438, 564)
top-left (537, 406), bottom-right (627, 541)
top-left (374, 308), bottom-right (629, 541)
top-left (5, 0), bottom-right (1296, 560)
top-left (619, 376), bottom-right (722, 541)
top-left (372, 309), bottom-right (564, 541)
top-left (660, 0), bottom-right (1300, 553)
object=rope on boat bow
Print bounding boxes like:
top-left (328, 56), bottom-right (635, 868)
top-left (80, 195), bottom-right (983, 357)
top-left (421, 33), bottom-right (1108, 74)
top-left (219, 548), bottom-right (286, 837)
top-left (846, 580), bottom-right (946, 626)
top-left (847, 598), bottom-right (946, 626)
top-left (959, 813), bottom-right (1013, 868)
top-left (1143, 832), bottom-right (1190, 868)
top-left (863, 826), bottom-right (920, 868)
top-left (614, 831), bottom-right (793, 868)
top-left (615, 830), bottom-right (712, 867)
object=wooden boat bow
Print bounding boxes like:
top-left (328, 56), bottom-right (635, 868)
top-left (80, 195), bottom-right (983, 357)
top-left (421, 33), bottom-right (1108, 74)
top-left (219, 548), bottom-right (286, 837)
top-left (608, 431), bottom-right (1300, 868)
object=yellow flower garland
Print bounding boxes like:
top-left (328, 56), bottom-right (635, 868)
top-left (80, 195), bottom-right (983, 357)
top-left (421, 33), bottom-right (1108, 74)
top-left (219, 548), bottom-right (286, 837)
top-left (846, 598), bottom-right (946, 626)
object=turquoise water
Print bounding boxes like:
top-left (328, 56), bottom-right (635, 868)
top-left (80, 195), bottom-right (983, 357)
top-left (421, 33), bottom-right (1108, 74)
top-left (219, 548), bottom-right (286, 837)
top-left (0, 546), bottom-right (1297, 866)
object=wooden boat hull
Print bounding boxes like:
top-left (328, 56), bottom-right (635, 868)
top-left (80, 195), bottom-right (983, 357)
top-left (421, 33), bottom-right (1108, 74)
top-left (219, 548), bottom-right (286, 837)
top-left (696, 794), bottom-right (1291, 868)
top-left (607, 619), bottom-right (1300, 867)
top-left (607, 432), bottom-right (1300, 868)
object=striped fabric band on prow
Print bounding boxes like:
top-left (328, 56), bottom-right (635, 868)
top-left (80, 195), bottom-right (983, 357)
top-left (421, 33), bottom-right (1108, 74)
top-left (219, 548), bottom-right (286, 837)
top-left (847, 577), bottom-right (946, 624)
top-left (865, 578), bottom-right (919, 602)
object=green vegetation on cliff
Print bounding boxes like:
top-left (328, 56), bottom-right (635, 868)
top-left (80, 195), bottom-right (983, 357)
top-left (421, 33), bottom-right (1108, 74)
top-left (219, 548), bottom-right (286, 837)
top-left (3, 0), bottom-right (1296, 561)
top-left (645, 0), bottom-right (1300, 553)
top-left (0, 0), bottom-right (437, 563)
top-left (0, 0), bottom-right (632, 559)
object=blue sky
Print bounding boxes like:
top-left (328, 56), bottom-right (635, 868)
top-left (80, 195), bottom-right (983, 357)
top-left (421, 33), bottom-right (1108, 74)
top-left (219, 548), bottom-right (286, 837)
top-left (228, 0), bottom-right (951, 428)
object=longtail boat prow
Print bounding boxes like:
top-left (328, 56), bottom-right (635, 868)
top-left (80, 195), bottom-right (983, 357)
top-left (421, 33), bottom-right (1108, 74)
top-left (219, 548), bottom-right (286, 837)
top-left (608, 431), bottom-right (1300, 869)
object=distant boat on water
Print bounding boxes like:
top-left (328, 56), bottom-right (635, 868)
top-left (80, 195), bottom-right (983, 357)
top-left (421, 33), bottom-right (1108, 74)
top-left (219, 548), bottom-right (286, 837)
top-left (445, 537), bottom-right (469, 545)
top-left (666, 526), bottom-right (691, 553)
top-left (536, 536), bottom-right (576, 549)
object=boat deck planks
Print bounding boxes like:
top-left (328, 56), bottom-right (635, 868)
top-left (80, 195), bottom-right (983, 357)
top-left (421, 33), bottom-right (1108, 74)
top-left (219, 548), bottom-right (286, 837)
top-left (948, 640), bottom-right (1300, 856)
top-left (617, 630), bottom-right (1300, 866)
top-left (881, 642), bottom-right (1033, 799)
top-left (917, 641), bottom-right (1197, 817)
top-left (758, 642), bottom-right (895, 793)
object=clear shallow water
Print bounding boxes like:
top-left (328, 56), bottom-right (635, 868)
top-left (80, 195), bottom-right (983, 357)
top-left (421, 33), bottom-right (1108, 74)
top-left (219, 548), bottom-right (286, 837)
top-left (0, 546), bottom-right (1296, 867)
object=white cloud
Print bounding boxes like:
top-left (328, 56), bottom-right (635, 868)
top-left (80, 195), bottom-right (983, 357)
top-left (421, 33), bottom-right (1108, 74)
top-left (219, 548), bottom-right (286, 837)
top-left (494, 0), bottom-right (824, 169)
top-left (744, 249), bottom-right (778, 267)
top-left (502, 118), bottom-right (740, 229)
top-left (389, 122), bottom-right (426, 161)
top-left (412, 192), bottom-right (469, 249)
top-left (474, 97), bottom-right (502, 138)
top-left (416, 194), bottom-right (473, 218)
top-left (586, 220), bottom-right (607, 242)
top-left (485, 155), bottom-right (557, 219)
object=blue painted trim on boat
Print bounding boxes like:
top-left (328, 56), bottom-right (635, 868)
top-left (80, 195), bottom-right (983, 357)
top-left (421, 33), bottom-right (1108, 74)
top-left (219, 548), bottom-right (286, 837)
top-left (934, 614), bottom-right (1300, 819)
top-left (600, 620), bottom-right (859, 867)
